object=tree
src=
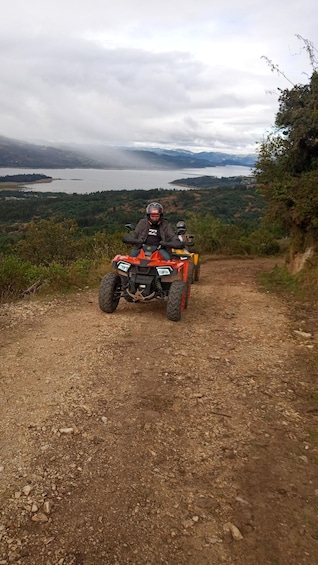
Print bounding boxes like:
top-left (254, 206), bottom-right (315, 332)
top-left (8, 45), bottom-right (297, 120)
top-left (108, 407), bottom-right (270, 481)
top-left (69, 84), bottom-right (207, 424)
top-left (255, 39), bottom-right (318, 270)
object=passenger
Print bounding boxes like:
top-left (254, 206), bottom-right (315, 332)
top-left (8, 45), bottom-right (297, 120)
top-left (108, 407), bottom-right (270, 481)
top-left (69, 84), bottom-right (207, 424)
top-left (122, 202), bottom-right (183, 259)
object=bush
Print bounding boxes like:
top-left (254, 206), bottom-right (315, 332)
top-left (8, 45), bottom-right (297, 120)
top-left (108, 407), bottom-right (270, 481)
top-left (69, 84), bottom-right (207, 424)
top-left (0, 255), bottom-right (42, 300)
top-left (13, 219), bottom-right (79, 265)
top-left (0, 255), bottom-right (108, 300)
top-left (240, 229), bottom-right (280, 256)
top-left (39, 260), bottom-right (96, 292)
top-left (185, 213), bottom-right (223, 253)
top-left (86, 231), bottom-right (128, 260)
top-left (184, 213), bottom-right (280, 256)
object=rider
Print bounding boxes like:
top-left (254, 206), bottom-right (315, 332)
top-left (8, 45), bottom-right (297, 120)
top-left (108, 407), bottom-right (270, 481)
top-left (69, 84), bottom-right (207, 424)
top-left (122, 202), bottom-right (183, 259)
top-left (176, 220), bottom-right (194, 249)
top-left (176, 220), bottom-right (188, 243)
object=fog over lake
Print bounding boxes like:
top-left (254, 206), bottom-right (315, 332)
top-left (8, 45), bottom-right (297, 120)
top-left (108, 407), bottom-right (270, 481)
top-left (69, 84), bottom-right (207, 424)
top-left (0, 166), bottom-right (253, 194)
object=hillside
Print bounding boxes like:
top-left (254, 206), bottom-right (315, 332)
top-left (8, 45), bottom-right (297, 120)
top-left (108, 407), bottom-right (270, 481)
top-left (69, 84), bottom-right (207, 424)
top-left (0, 183), bottom-right (265, 235)
top-left (0, 135), bottom-right (256, 170)
top-left (1, 258), bottom-right (317, 564)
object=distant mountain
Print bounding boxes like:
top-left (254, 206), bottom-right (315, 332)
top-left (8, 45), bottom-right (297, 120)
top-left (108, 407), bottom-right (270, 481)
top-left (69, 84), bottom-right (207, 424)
top-left (0, 136), bottom-right (103, 169)
top-left (0, 135), bottom-right (256, 170)
top-left (127, 147), bottom-right (256, 168)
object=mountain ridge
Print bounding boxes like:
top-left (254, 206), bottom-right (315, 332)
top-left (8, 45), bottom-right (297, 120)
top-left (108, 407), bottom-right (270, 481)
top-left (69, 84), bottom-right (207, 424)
top-left (0, 135), bottom-right (256, 170)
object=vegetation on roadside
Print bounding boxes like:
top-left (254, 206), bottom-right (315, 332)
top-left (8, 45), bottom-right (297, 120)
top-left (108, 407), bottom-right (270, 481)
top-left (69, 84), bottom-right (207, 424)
top-left (255, 36), bottom-right (318, 270)
top-left (0, 219), bottom-right (128, 301)
top-left (258, 265), bottom-right (303, 296)
top-left (254, 36), bottom-right (318, 300)
top-left (258, 258), bottom-right (318, 302)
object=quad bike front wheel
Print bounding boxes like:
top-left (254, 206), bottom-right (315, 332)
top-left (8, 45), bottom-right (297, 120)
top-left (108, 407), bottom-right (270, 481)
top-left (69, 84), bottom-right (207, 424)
top-left (99, 273), bottom-right (122, 313)
top-left (167, 281), bottom-right (186, 322)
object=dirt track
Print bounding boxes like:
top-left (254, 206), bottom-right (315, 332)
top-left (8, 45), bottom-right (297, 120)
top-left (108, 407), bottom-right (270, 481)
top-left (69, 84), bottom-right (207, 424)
top-left (1, 258), bottom-right (318, 565)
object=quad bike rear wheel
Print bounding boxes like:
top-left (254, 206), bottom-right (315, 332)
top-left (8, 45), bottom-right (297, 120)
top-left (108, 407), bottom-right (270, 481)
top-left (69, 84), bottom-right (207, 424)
top-left (194, 258), bottom-right (200, 282)
top-left (185, 264), bottom-right (194, 308)
top-left (99, 273), bottom-right (122, 313)
top-left (188, 262), bottom-right (195, 286)
top-left (167, 280), bottom-right (186, 322)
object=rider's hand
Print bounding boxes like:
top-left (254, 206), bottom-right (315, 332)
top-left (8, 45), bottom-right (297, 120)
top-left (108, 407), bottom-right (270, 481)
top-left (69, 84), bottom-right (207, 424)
top-left (123, 236), bottom-right (143, 245)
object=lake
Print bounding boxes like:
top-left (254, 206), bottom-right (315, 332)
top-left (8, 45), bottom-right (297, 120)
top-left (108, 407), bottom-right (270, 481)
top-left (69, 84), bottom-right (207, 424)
top-left (0, 165), bottom-right (253, 194)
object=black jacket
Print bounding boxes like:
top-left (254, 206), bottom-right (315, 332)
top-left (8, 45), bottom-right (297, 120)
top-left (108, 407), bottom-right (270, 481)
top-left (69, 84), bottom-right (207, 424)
top-left (122, 218), bottom-right (183, 249)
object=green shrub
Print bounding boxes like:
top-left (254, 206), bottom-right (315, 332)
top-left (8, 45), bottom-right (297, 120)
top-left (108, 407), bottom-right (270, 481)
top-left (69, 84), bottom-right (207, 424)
top-left (68, 259), bottom-right (91, 287)
top-left (0, 255), bottom-right (42, 300)
top-left (13, 219), bottom-right (79, 265)
top-left (86, 231), bottom-right (127, 260)
top-left (185, 213), bottom-right (223, 253)
top-left (217, 225), bottom-right (247, 255)
top-left (41, 262), bottom-right (87, 292)
top-left (240, 229), bottom-right (280, 256)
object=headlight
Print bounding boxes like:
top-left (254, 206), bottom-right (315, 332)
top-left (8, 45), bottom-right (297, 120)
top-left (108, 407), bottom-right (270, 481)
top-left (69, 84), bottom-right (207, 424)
top-left (156, 266), bottom-right (173, 276)
top-left (117, 261), bottom-right (131, 273)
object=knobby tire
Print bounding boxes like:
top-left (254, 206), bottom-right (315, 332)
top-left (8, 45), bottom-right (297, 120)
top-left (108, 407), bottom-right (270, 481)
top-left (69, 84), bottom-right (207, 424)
top-left (99, 273), bottom-right (121, 313)
top-left (167, 281), bottom-right (186, 322)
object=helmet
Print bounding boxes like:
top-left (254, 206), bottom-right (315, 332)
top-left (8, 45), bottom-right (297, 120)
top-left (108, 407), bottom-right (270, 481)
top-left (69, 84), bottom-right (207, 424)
top-left (146, 202), bottom-right (163, 225)
top-left (176, 220), bottom-right (187, 235)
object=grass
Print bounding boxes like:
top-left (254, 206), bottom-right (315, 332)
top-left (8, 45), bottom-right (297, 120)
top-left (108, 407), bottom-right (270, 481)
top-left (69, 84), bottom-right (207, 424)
top-left (307, 428), bottom-right (318, 443)
top-left (258, 253), bottom-right (318, 298)
top-left (258, 264), bottom-right (302, 296)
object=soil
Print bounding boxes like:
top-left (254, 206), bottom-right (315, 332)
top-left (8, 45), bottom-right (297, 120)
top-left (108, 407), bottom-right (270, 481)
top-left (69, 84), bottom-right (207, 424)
top-left (0, 257), bottom-right (318, 565)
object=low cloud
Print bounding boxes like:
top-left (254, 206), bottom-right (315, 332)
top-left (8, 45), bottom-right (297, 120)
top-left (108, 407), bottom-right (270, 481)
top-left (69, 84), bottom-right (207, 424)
top-left (0, 0), bottom-right (317, 152)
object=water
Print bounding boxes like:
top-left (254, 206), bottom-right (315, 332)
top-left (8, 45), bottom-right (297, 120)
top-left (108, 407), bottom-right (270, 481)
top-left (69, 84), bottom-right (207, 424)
top-left (0, 165), bottom-right (253, 194)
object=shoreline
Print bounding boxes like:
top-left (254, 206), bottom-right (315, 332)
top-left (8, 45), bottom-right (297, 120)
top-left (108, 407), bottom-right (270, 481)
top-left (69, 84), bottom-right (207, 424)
top-left (0, 178), bottom-right (59, 191)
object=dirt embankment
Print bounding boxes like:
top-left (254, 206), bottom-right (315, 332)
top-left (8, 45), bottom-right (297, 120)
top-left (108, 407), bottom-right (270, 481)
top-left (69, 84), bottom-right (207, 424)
top-left (0, 258), bottom-right (318, 565)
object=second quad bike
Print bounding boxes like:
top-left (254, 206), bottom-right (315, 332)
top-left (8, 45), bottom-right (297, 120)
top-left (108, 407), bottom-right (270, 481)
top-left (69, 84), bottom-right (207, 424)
top-left (172, 235), bottom-right (200, 284)
top-left (172, 245), bottom-right (200, 284)
top-left (99, 243), bottom-right (192, 322)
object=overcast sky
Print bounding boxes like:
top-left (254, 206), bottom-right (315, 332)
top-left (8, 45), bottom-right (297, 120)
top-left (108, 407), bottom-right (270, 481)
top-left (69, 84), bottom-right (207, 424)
top-left (1, 0), bottom-right (317, 154)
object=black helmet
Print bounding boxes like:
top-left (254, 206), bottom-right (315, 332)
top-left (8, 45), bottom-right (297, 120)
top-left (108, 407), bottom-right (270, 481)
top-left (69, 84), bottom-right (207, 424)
top-left (146, 202), bottom-right (163, 225)
top-left (176, 220), bottom-right (187, 235)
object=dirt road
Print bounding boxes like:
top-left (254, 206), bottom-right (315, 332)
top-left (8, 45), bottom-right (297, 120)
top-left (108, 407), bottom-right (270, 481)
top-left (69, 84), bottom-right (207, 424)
top-left (1, 258), bottom-right (317, 565)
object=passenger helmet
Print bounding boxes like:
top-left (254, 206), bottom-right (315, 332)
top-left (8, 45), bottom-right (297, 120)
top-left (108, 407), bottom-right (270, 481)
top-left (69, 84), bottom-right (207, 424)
top-left (176, 220), bottom-right (187, 235)
top-left (146, 202), bottom-right (163, 225)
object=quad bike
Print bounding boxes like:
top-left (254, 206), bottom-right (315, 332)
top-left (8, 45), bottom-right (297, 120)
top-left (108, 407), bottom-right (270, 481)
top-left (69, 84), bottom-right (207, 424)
top-left (172, 235), bottom-right (200, 284)
top-left (99, 239), bottom-right (192, 322)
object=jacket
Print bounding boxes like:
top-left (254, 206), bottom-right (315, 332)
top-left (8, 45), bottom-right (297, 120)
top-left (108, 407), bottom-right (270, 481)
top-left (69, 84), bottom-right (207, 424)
top-left (122, 218), bottom-right (183, 249)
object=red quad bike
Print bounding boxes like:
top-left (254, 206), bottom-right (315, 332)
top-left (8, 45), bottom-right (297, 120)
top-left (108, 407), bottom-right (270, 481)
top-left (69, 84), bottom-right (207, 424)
top-left (99, 237), bottom-right (192, 322)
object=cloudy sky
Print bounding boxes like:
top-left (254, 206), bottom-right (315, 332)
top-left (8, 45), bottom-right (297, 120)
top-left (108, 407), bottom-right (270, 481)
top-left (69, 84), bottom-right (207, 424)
top-left (1, 0), bottom-right (317, 154)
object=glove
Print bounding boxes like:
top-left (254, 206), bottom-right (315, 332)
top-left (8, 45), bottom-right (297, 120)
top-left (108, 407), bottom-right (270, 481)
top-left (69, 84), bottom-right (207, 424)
top-left (130, 238), bottom-right (143, 245)
top-left (122, 235), bottom-right (143, 245)
top-left (171, 240), bottom-right (185, 249)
